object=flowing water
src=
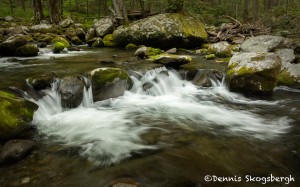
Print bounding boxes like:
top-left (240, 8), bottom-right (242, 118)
top-left (0, 48), bottom-right (299, 187)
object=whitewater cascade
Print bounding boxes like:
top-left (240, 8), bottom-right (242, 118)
top-left (32, 67), bottom-right (292, 165)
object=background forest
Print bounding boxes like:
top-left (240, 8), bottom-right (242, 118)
top-left (1, 0), bottom-right (300, 36)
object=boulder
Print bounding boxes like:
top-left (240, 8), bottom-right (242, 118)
top-left (241, 35), bottom-right (284, 52)
top-left (0, 91), bottom-right (38, 140)
top-left (15, 44), bottom-right (39, 57)
top-left (0, 35), bottom-right (27, 56)
top-left (0, 140), bottom-right (35, 165)
top-left (226, 52), bottom-right (281, 94)
top-left (193, 69), bottom-right (224, 87)
top-left (103, 34), bottom-right (115, 47)
top-left (134, 46), bottom-right (164, 59)
top-left (90, 68), bottom-right (133, 101)
top-left (149, 54), bottom-right (192, 69)
top-left (275, 49), bottom-right (300, 87)
top-left (87, 37), bottom-right (97, 47)
top-left (5, 16), bottom-right (14, 22)
top-left (91, 38), bottom-right (103, 47)
top-left (31, 24), bottom-right (55, 33)
top-left (113, 13), bottom-right (207, 49)
top-left (58, 76), bottom-right (85, 109)
top-left (166, 48), bottom-right (177, 54)
top-left (205, 54), bottom-right (216, 60)
top-left (125, 43), bottom-right (138, 50)
top-left (59, 18), bottom-right (74, 28)
top-left (93, 18), bottom-right (115, 37)
top-left (51, 36), bottom-right (70, 48)
top-left (86, 28), bottom-right (96, 41)
top-left (7, 26), bottom-right (28, 35)
top-left (75, 28), bottom-right (86, 42)
top-left (207, 41), bottom-right (232, 57)
top-left (52, 42), bottom-right (65, 53)
top-left (71, 36), bottom-right (82, 45)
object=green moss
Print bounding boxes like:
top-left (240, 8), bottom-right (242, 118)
top-left (0, 91), bottom-right (37, 140)
top-left (201, 43), bottom-right (211, 49)
top-left (53, 42), bottom-right (65, 53)
top-left (147, 47), bottom-right (164, 56)
top-left (103, 34), bottom-right (115, 47)
top-left (125, 43), bottom-right (138, 50)
top-left (278, 70), bottom-right (299, 86)
top-left (71, 36), bottom-right (82, 45)
top-left (51, 36), bottom-right (70, 48)
top-left (205, 54), bottom-right (215, 60)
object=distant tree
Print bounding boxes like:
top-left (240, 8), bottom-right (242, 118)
top-left (33, 0), bottom-right (44, 21)
top-left (48, 0), bottom-right (61, 24)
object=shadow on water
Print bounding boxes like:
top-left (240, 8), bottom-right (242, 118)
top-left (0, 48), bottom-right (299, 187)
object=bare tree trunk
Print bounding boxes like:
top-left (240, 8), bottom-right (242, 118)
top-left (243, 0), bottom-right (250, 23)
top-left (86, 0), bottom-right (89, 16)
top-left (21, 0), bottom-right (26, 11)
top-left (253, 0), bottom-right (259, 23)
top-left (9, 0), bottom-right (15, 16)
top-left (112, 0), bottom-right (122, 18)
top-left (48, 0), bottom-right (61, 24)
top-left (120, 0), bottom-right (128, 23)
top-left (33, 0), bottom-right (44, 21)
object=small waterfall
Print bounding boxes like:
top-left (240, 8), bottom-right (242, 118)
top-left (32, 67), bottom-right (292, 166)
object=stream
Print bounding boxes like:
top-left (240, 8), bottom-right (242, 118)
top-left (0, 48), bottom-right (299, 187)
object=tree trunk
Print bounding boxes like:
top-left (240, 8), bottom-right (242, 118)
top-left (120, 0), bottom-right (128, 23)
top-left (112, 0), bottom-right (122, 18)
top-left (48, 0), bottom-right (61, 24)
top-left (243, 0), bottom-right (250, 23)
top-left (253, 0), bottom-right (260, 23)
top-left (9, 0), bottom-right (15, 16)
top-left (33, 0), bottom-right (44, 21)
top-left (21, 0), bottom-right (26, 11)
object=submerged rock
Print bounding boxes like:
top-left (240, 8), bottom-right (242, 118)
top-left (226, 52), bottom-right (281, 94)
top-left (90, 68), bottom-right (133, 101)
top-left (149, 54), bottom-right (192, 69)
top-left (0, 91), bottom-right (38, 140)
top-left (94, 17), bottom-right (115, 37)
top-left (113, 13), bottom-right (207, 49)
top-left (58, 76), bottom-right (85, 109)
top-left (0, 140), bottom-right (35, 165)
top-left (241, 35), bottom-right (284, 52)
top-left (193, 69), bottom-right (223, 87)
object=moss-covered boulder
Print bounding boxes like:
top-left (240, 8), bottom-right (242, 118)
top-left (86, 28), bottom-right (96, 41)
top-left (226, 52), bottom-right (281, 94)
top-left (52, 42), bottom-right (65, 53)
top-left (205, 54), bottom-right (216, 60)
top-left (90, 68), bottom-right (133, 101)
top-left (103, 34), bottom-right (115, 47)
top-left (71, 36), bottom-right (82, 45)
top-left (15, 44), bottom-right (39, 57)
top-left (58, 76), bottom-right (85, 109)
top-left (59, 18), bottom-right (74, 28)
top-left (149, 54), bottom-right (192, 69)
top-left (0, 91), bottom-right (38, 140)
top-left (93, 18), bottom-right (115, 37)
top-left (0, 35), bottom-right (27, 56)
top-left (207, 41), bottom-right (232, 57)
top-left (134, 46), bottom-right (164, 59)
top-left (113, 13), bottom-right (207, 49)
top-left (51, 36), bottom-right (70, 48)
top-left (30, 24), bottom-right (56, 33)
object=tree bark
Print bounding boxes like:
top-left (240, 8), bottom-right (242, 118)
top-left (9, 0), bottom-right (15, 16)
top-left (48, 0), bottom-right (61, 24)
top-left (243, 0), bottom-right (250, 23)
top-left (33, 0), bottom-right (44, 21)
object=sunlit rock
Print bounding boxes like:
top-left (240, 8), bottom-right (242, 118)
top-left (241, 35), bottom-right (285, 52)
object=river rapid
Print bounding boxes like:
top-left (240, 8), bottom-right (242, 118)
top-left (0, 48), bottom-right (299, 187)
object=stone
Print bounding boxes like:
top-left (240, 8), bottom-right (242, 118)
top-left (207, 41), bottom-right (232, 57)
top-left (125, 43), bottom-right (138, 50)
top-left (5, 16), bottom-right (14, 22)
top-left (75, 28), bottom-right (86, 42)
top-left (166, 48), bottom-right (177, 54)
top-left (103, 34), bottom-right (115, 47)
top-left (86, 28), bottom-right (96, 41)
top-left (93, 17), bottom-right (115, 37)
top-left (0, 91), bottom-right (38, 140)
top-left (150, 54), bottom-right (192, 69)
top-left (113, 13), bottom-right (207, 49)
top-left (226, 52), bottom-right (281, 94)
top-left (192, 69), bottom-right (223, 87)
top-left (51, 36), bottom-right (70, 48)
top-left (71, 36), bottom-right (82, 45)
top-left (37, 42), bottom-right (47, 48)
top-left (59, 18), bottom-right (74, 28)
top-left (58, 76), bottom-right (85, 109)
top-left (205, 54), bottom-right (216, 60)
top-left (31, 24), bottom-right (55, 33)
top-left (52, 42), bottom-right (65, 53)
top-left (86, 37), bottom-right (97, 47)
top-left (275, 48), bottom-right (296, 70)
top-left (15, 44), bottom-right (39, 57)
top-left (7, 26), bottom-right (28, 35)
top-left (278, 65), bottom-right (300, 88)
top-left (90, 68), bottom-right (133, 101)
top-left (241, 35), bottom-right (285, 52)
top-left (91, 38), bottom-right (104, 47)
top-left (0, 140), bottom-right (35, 164)
top-left (134, 46), bottom-right (164, 59)
top-left (0, 35), bottom-right (27, 56)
